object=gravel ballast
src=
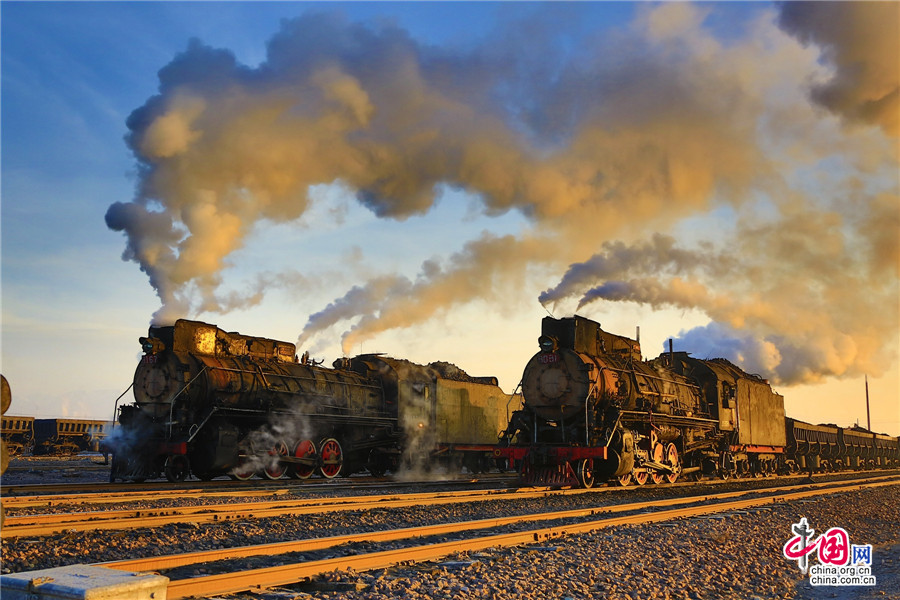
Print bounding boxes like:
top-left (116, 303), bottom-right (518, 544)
top-left (2, 459), bottom-right (898, 600)
top-left (294, 486), bottom-right (899, 600)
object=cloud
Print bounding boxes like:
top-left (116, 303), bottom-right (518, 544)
top-left (299, 233), bottom-right (549, 353)
top-left (108, 4), bottom-right (898, 387)
top-left (541, 203), bottom-right (899, 385)
top-left (778, 1), bottom-right (899, 137)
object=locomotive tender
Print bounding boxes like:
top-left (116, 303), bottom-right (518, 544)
top-left (110, 319), bottom-right (512, 482)
top-left (497, 315), bottom-right (898, 487)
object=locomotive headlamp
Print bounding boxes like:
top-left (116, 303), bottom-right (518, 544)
top-left (538, 335), bottom-right (558, 353)
top-left (140, 337), bottom-right (166, 354)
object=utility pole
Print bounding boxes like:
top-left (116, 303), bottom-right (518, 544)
top-left (865, 375), bottom-right (871, 430)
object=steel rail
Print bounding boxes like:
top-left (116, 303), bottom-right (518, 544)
top-left (0, 472), bottom-right (516, 499)
top-left (161, 478), bottom-right (900, 599)
top-left (4, 473), bottom-right (898, 538)
top-left (0, 487), bottom-right (577, 537)
top-left (101, 476), bottom-right (898, 573)
top-left (7, 467), bottom-right (895, 508)
top-left (0, 487), bottom-right (298, 508)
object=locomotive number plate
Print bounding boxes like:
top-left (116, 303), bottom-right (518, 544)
top-left (142, 354), bottom-right (158, 365)
top-left (538, 353), bottom-right (559, 364)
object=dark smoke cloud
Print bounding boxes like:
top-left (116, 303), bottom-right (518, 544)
top-left (300, 233), bottom-right (549, 353)
top-left (108, 4), bottom-right (898, 388)
top-left (778, 1), bottom-right (899, 137)
top-left (539, 234), bottom-right (733, 307)
top-left (542, 200), bottom-right (900, 385)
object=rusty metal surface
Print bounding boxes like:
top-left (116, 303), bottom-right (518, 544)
top-left (1, 375), bottom-right (10, 416)
top-left (434, 379), bottom-right (510, 445)
top-left (735, 379), bottom-right (787, 447)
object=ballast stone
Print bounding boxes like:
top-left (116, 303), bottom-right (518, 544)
top-left (0, 564), bottom-right (168, 600)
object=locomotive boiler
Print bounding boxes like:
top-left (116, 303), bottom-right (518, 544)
top-left (110, 319), bottom-right (512, 482)
top-left (498, 315), bottom-right (786, 487)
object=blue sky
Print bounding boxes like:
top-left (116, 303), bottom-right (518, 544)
top-left (2, 2), bottom-right (898, 434)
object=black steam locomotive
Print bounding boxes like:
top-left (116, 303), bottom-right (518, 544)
top-left (109, 319), bottom-right (512, 482)
top-left (497, 315), bottom-right (899, 487)
top-left (110, 316), bottom-right (898, 486)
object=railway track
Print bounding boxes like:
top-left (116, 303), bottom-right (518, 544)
top-left (4, 472), bottom-right (898, 599)
top-left (1, 486), bottom-right (569, 537)
top-left (0, 472), bottom-right (517, 498)
top-left (84, 476), bottom-right (899, 599)
top-left (4, 472), bottom-right (897, 537)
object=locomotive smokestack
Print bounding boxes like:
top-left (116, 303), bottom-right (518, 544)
top-left (636, 326), bottom-right (640, 344)
top-left (669, 338), bottom-right (674, 366)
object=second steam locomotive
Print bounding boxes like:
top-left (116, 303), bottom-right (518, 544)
top-left (498, 315), bottom-right (786, 487)
top-left (497, 315), bottom-right (897, 487)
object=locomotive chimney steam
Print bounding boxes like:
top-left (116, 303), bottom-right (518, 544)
top-left (106, 4), bottom-right (898, 390)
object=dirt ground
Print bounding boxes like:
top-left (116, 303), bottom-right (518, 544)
top-left (1, 454), bottom-right (111, 486)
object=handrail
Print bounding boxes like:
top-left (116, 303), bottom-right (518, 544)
top-left (166, 365), bottom-right (209, 438)
top-left (187, 407), bottom-right (218, 444)
top-left (110, 383), bottom-right (135, 430)
top-left (505, 381), bottom-right (523, 424)
top-left (584, 381), bottom-right (598, 446)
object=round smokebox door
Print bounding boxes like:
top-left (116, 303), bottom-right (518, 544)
top-left (140, 368), bottom-right (168, 399)
top-left (539, 367), bottom-right (568, 399)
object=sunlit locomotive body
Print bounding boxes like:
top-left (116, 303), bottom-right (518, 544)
top-left (110, 319), bottom-right (511, 482)
top-left (498, 315), bottom-right (788, 487)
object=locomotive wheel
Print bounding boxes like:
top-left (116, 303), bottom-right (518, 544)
top-left (577, 458), bottom-right (595, 489)
top-left (319, 438), bottom-right (343, 479)
top-left (664, 443), bottom-right (680, 484)
top-left (164, 455), bottom-right (190, 483)
top-left (650, 443), bottom-right (665, 484)
top-left (263, 439), bottom-right (289, 480)
top-left (616, 472), bottom-right (633, 486)
top-left (291, 439), bottom-right (317, 479)
top-left (632, 468), bottom-right (648, 486)
top-left (231, 459), bottom-right (256, 481)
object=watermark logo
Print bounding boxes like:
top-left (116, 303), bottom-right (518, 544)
top-left (783, 518), bottom-right (876, 587)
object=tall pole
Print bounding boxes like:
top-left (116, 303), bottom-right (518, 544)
top-left (865, 375), bottom-right (871, 430)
